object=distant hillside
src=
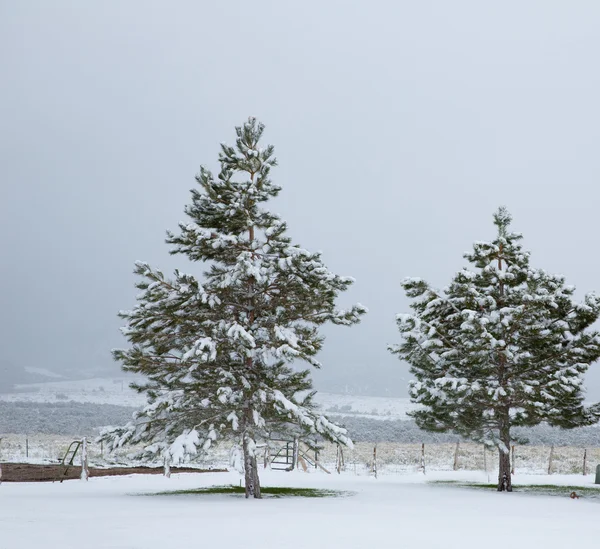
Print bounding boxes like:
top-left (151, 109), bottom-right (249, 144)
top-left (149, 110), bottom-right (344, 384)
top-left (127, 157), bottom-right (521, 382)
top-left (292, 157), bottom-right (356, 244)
top-left (0, 401), bottom-right (134, 436)
top-left (0, 362), bottom-right (69, 393)
top-left (0, 376), bottom-right (419, 420)
top-left (1, 377), bottom-right (599, 446)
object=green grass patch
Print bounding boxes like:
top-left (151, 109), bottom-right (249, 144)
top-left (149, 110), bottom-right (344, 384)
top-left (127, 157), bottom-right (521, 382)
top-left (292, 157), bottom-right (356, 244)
top-left (149, 485), bottom-right (351, 498)
top-left (430, 480), bottom-right (600, 499)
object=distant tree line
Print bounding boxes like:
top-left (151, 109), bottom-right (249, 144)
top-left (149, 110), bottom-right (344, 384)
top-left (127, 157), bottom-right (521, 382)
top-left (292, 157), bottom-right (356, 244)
top-left (0, 401), bottom-right (134, 436)
top-left (338, 415), bottom-right (600, 446)
top-left (2, 400), bottom-right (599, 448)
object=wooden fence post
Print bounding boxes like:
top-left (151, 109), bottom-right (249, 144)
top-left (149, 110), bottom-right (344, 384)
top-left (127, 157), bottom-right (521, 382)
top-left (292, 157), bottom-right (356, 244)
top-left (80, 437), bottom-right (89, 481)
top-left (336, 444), bottom-right (345, 474)
top-left (453, 441), bottom-right (460, 471)
top-left (372, 445), bottom-right (378, 479)
top-left (292, 437), bottom-right (299, 471)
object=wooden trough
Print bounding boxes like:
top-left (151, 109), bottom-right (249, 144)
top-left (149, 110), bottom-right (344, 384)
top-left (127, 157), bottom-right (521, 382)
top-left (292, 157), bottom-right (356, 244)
top-left (0, 463), bottom-right (226, 483)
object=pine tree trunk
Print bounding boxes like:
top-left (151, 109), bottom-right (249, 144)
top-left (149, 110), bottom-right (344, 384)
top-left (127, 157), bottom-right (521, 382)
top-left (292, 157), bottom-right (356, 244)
top-left (496, 248), bottom-right (511, 493)
top-left (242, 430), bottom-right (261, 499)
top-left (252, 454), bottom-right (261, 497)
top-left (242, 218), bottom-right (261, 500)
top-left (497, 420), bottom-right (512, 492)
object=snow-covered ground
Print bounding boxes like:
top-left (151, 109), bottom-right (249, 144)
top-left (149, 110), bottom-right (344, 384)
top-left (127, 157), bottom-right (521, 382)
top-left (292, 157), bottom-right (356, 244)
top-left (316, 391), bottom-right (415, 420)
top-left (0, 377), bottom-right (147, 407)
top-left (23, 366), bottom-right (65, 379)
top-left (0, 377), bottom-right (416, 419)
top-left (1, 470), bottom-right (599, 549)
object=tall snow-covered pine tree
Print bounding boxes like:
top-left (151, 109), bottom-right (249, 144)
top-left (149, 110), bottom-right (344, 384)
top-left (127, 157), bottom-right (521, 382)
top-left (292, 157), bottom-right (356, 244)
top-left (390, 208), bottom-right (600, 491)
top-left (102, 118), bottom-right (366, 497)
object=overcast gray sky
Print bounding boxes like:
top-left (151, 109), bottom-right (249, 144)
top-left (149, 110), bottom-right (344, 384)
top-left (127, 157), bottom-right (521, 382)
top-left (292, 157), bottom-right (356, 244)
top-left (2, 1), bottom-right (600, 397)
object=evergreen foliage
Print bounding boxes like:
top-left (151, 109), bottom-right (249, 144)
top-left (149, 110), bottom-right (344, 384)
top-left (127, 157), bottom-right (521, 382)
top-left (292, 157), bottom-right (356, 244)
top-left (390, 208), bottom-right (600, 490)
top-left (102, 118), bottom-right (366, 497)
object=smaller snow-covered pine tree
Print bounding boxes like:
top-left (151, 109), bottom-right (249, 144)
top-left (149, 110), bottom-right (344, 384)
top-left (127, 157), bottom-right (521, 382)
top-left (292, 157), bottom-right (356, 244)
top-left (102, 118), bottom-right (366, 498)
top-left (390, 208), bottom-right (600, 491)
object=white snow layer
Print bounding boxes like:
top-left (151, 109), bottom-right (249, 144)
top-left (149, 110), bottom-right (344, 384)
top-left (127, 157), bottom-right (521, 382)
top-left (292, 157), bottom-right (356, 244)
top-left (1, 470), bottom-right (598, 549)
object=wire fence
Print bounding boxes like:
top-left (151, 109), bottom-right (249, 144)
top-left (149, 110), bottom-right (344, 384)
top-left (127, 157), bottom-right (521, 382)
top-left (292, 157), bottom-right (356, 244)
top-left (320, 442), bottom-right (600, 476)
top-left (1, 434), bottom-right (599, 477)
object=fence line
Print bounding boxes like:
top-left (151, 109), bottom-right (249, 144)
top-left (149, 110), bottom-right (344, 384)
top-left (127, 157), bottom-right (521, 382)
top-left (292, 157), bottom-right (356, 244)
top-left (0, 435), bottom-right (598, 476)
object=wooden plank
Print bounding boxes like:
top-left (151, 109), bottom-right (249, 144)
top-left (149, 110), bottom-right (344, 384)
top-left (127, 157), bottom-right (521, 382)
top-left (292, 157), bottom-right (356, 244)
top-left (0, 463), bottom-right (227, 482)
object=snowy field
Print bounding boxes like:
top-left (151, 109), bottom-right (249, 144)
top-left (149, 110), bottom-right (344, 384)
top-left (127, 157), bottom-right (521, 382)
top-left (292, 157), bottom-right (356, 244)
top-left (0, 377), bottom-right (147, 407)
top-left (1, 470), bottom-right (599, 549)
